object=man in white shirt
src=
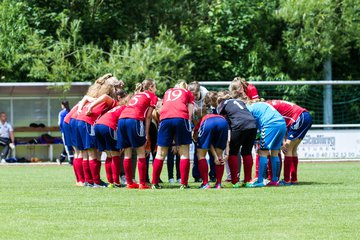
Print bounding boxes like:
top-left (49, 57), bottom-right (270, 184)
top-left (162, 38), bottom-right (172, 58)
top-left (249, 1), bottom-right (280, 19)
top-left (0, 112), bottom-right (15, 162)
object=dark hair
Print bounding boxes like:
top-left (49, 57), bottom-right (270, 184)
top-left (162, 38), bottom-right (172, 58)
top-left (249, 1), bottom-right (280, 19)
top-left (116, 89), bottom-right (128, 98)
top-left (61, 100), bottom-right (70, 112)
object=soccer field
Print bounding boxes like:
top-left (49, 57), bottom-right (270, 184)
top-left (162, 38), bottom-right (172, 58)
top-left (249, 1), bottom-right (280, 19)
top-left (0, 163), bottom-right (359, 240)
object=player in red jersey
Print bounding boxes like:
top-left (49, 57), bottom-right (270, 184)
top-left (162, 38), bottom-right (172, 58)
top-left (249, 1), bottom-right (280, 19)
top-left (151, 81), bottom-right (194, 189)
top-left (267, 100), bottom-right (313, 185)
top-left (89, 90), bottom-right (129, 188)
top-left (74, 74), bottom-right (124, 187)
top-left (229, 77), bottom-right (259, 100)
top-left (192, 91), bottom-right (229, 189)
top-left (64, 95), bottom-right (98, 187)
top-left (117, 79), bottom-right (158, 189)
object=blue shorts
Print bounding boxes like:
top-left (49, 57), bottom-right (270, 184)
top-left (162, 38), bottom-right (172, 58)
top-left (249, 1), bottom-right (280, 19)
top-left (62, 122), bottom-right (73, 148)
top-left (157, 118), bottom-right (192, 147)
top-left (76, 120), bottom-right (97, 150)
top-left (260, 123), bottom-right (287, 150)
top-left (94, 124), bottom-right (118, 151)
top-left (69, 118), bottom-right (78, 147)
top-left (197, 117), bottom-right (228, 150)
top-left (117, 118), bottom-right (146, 149)
top-left (288, 111), bottom-right (313, 140)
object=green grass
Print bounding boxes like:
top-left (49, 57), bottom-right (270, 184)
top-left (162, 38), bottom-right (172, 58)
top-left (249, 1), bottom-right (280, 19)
top-left (0, 163), bottom-right (359, 240)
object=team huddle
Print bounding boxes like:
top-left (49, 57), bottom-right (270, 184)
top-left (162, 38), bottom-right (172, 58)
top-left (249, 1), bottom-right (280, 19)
top-left (61, 74), bottom-right (313, 189)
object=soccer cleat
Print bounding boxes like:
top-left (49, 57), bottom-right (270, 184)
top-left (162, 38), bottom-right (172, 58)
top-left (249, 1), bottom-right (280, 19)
top-left (176, 178), bottom-right (181, 183)
top-left (113, 183), bottom-right (122, 188)
top-left (224, 179), bottom-right (232, 183)
top-left (93, 181), bottom-right (108, 188)
top-left (200, 183), bottom-right (211, 189)
top-left (267, 181), bottom-right (279, 187)
top-left (246, 181), bottom-right (265, 188)
top-left (279, 180), bottom-right (292, 186)
top-left (126, 182), bottom-right (139, 189)
top-left (151, 184), bottom-right (162, 189)
top-left (249, 178), bottom-right (258, 183)
top-left (84, 182), bottom-right (94, 187)
top-left (168, 178), bottom-right (175, 184)
top-left (120, 175), bottom-right (126, 184)
top-left (291, 180), bottom-right (299, 185)
top-left (139, 184), bottom-right (151, 189)
top-left (232, 182), bottom-right (241, 188)
top-left (107, 183), bottom-right (114, 188)
top-left (194, 178), bottom-right (202, 183)
top-left (214, 183), bottom-right (222, 189)
top-left (180, 184), bottom-right (190, 189)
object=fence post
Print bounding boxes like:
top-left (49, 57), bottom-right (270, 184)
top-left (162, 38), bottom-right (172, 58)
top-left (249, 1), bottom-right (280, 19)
top-left (323, 56), bottom-right (333, 126)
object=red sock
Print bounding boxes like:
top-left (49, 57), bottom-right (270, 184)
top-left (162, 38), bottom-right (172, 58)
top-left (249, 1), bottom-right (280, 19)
top-left (180, 159), bottom-right (190, 185)
top-left (267, 156), bottom-right (272, 180)
top-left (228, 155), bottom-right (239, 184)
top-left (152, 158), bottom-right (164, 185)
top-left (72, 158), bottom-right (80, 182)
top-left (90, 159), bottom-right (101, 185)
top-left (242, 154), bottom-right (253, 183)
top-left (83, 160), bottom-right (93, 184)
top-left (283, 156), bottom-right (292, 182)
top-left (105, 157), bottom-right (113, 184)
top-left (137, 157), bottom-right (147, 185)
top-left (198, 158), bottom-right (209, 185)
top-left (215, 164), bottom-right (224, 185)
top-left (123, 158), bottom-right (133, 185)
top-left (255, 154), bottom-right (260, 178)
top-left (291, 156), bottom-right (299, 182)
top-left (76, 158), bottom-right (85, 183)
top-left (112, 156), bottom-right (121, 185)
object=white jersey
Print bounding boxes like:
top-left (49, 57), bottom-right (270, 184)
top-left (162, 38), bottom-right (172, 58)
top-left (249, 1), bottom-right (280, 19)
top-left (193, 86), bottom-right (209, 121)
top-left (0, 121), bottom-right (13, 139)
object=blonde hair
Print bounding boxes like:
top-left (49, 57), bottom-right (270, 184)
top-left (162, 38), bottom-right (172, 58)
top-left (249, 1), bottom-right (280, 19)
top-left (216, 90), bottom-right (232, 105)
top-left (135, 79), bottom-right (155, 93)
top-left (229, 77), bottom-right (249, 100)
top-left (86, 73), bottom-right (116, 98)
top-left (175, 80), bottom-right (188, 89)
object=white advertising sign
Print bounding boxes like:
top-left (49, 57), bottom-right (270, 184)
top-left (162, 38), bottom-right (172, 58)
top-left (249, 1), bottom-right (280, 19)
top-left (298, 130), bottom-right (360, 160)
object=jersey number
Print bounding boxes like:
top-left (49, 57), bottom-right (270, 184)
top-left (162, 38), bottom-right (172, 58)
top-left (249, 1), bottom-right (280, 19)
top-left (234, 101), bottom-right (244, 110)
top-left (128, 95), bottom-right (141, 106)
top-left (166, 89), bottom-right (182, 102)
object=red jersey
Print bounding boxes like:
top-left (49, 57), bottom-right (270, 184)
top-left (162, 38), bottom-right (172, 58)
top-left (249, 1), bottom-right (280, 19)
top-left (193, 114), bottom-right (226, 133)
top-left (95, 105), bottom-right (126, 130)
top-left (120, 90), bottom-right (158, 121)
top-left (64, 104), bottom-right (79, 124)
top-left (246, 84), bottom-right (259, 100)
top-left (267, 100), bottom-right (307, 128)
top-left (77, 99), bottom-right (118, 125)
top-left (160, 88), bottom-right (195, 121)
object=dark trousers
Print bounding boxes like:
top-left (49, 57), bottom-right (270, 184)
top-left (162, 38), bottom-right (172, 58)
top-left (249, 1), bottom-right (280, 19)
top-left (167, 149), bottom-right (180, 180)
top-left (0, 137), bottom-right (10, 160)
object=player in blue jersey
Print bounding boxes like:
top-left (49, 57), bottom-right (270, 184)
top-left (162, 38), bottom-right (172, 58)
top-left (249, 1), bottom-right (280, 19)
top-left (245, 99), bottom-right (287, 187)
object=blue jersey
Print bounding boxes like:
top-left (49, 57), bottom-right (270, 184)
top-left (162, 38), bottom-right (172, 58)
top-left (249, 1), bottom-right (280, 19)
top-left (246, 102), bottom-right (285, 129)
top-left (58, 109), bottom-right (69, 132)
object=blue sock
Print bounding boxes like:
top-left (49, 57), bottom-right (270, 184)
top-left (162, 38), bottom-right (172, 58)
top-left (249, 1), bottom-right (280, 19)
top-left (258, 156), bottom-right (268, 183)
top-left (270, 156), bottom-right (280, 182)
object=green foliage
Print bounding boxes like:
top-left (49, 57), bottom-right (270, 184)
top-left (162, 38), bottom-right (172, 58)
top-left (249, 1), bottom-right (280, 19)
top-left (107, 27), bottom-right (193, 94)
top-left (277, 0), bottom-right (360, 79)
